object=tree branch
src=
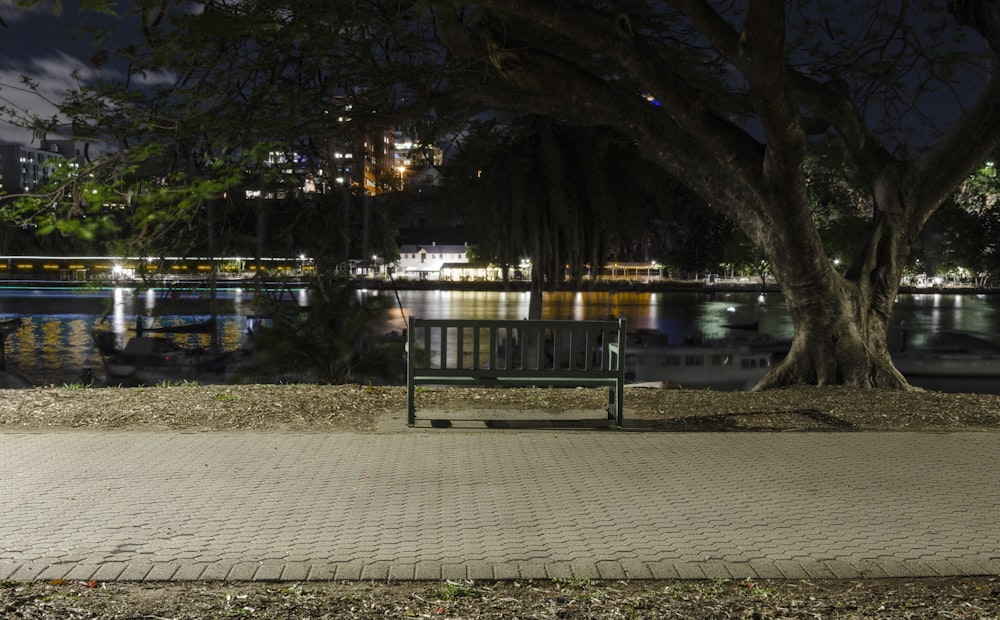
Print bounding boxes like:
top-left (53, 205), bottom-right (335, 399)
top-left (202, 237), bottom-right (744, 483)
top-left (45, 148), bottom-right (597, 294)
top-left (741, 0), bottom-right (806, 190)
top-left (914, 72), bottom-right (1000, 223)
top-left (789, 73), bottom-right (897, 175)
top-left (950, 0), bottom-right (1000, 53)
top-left (455, 0), bottom-right (766, 180)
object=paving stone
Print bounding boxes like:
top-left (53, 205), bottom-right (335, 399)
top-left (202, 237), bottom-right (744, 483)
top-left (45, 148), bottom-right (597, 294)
top-left (466, 562), bottom-right (495, 581)
top-left (280, 563), bottom-right (311, 581)
top-left (333, 561), bottom-right (364, 581)
top-left (0, 431), bottom-right (996, 582)
top-left (593, 561), bottom-right (624, 580)
top-left (115, 563), bottom-right (152, 582)
top-left (669, 563), bottom-right (706, 580)
top-left (491, 563), bottom-right (520, 580)
top-left (772, 561), bottom-right (810, 579)
top-left (360, 562), bottom-right (391, 580)
top-left (36, 565), bottom-right (73, 581)
top-left (253, 563), bottom-right (284, 581)
top-left (199, 563), bottom-right (234, 581)
top-left (306, 564), bottom-right (337, 581)
top-left (144, 563), bottom-right (180, 581)
top-left (225, 562), bottom-right (260, 581)
top-left (517, 563), bottom-right (549, 580)
top-left (92, 563), bottom-right (128, 581)
top-left (0, 563), bottom-right (19, 580)
top-left (64, 565), bottom-right (100, 581)
top-left (172, 564), bottom-right (206, 580)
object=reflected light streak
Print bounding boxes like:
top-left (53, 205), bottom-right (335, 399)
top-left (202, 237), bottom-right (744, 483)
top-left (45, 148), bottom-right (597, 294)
top-left (572, 292), bottom-right (585, 321)
top-left (113, 288), bottom-right (129, 346)
top-left (647, 292), bottom-right (660, 323)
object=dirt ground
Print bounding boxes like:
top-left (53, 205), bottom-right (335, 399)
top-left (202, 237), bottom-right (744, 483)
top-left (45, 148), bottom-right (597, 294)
top-left (2, 383), bottom-right (999, 618)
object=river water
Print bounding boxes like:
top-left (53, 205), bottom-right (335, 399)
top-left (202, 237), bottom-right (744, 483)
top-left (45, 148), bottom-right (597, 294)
top-left (1, 285), bottom-right (996, 386)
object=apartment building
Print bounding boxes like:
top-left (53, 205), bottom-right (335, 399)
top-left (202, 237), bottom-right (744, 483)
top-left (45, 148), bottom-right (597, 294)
top-left (0, 140), bottom-right (84, 195)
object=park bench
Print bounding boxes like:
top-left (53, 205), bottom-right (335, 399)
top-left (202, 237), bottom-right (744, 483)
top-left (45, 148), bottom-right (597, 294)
top-left (406, 316), bottom-right (626, 426)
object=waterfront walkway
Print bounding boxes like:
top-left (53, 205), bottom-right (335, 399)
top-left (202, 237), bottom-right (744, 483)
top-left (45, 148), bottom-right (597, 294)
top-left (1, 424), bottom-right (997, 582)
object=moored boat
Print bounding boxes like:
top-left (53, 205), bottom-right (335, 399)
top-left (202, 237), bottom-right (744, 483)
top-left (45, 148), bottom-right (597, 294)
top-left (102, 336), bottom-right (239, 386)
top-left (893, 329), bottom-right (1000, 393)
top-left (95, 317), bottom-right (241, 386)
top-left (622, 329), bottom-right (774, 390)
top-left (0, 317), bottom-right (29, 388)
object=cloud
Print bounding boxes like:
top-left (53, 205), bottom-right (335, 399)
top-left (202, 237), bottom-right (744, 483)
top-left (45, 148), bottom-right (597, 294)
top-left (0, 51), bottom-right (178, 146)
top-left (0, 51), bottom-right (106, 144)
top-left (0, 2), bottom-right (47, 26)
top-left (0, 1), bottom-right (154, 144)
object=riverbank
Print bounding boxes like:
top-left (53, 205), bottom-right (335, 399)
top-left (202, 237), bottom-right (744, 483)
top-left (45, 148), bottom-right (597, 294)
top-left (3, 274), bottom-right (998, 296)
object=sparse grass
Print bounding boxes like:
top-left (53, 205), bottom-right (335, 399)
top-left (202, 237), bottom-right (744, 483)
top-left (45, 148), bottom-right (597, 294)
top-left (60, 382), bottom-right (92, 390)
top-left (742, 577), bottom-right (777, 598)
top-left (552, 576), bottom-right (597, 589)
top-left (213, 391), bottom-right (243, 402)
top-left (430, 580), bottom-right (479, 600)
top-left (277, 584), bottom-right (305, 596)
top-left (155, 379), bottom-right (200, 388)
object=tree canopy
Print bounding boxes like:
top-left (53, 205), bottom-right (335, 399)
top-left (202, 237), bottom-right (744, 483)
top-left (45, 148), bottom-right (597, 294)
top-left (6, 0), bottom-right (1000, 389)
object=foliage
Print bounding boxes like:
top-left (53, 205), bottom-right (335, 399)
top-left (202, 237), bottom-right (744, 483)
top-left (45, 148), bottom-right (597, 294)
top-left (1, 0), bottom-right (427, 262)
top-left (430, 581), bottom-right (479, 601)
top-left (440, 117), bottom-right (723, 286)
top-left (236, 281), bottom-right (400, 385)
top-left (803, 140), bottom-right (873, 263)
top-left (953, 159), bottom-right (1000, 216)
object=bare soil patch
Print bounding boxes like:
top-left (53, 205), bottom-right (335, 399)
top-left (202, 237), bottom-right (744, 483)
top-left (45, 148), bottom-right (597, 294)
top-left (2, 383), bottom-right (999, 432)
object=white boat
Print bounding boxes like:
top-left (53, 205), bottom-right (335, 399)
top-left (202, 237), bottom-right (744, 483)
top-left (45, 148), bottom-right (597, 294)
top-left (893, 330), bottom-right (1000, 393)
top-left (622, 329), bottom-right (773, 390)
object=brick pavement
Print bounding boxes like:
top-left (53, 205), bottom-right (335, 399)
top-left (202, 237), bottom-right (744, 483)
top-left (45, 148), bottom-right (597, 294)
top-left (0, 429), bottom-right (998, 582)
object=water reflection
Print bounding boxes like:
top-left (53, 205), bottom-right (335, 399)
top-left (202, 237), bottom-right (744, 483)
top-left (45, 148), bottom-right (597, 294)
top-left (892, 293), bottom-right (997, 349)
top-left (2, 287), bottom-right (999, 386)
top-left (378, 289), bottom-right (800, 347)
top-left (0, 284), bottom-right (307, 385)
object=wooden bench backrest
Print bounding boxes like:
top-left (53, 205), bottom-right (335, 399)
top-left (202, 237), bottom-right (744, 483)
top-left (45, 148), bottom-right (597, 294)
top-left (407, 317), bottom-right (625, 377)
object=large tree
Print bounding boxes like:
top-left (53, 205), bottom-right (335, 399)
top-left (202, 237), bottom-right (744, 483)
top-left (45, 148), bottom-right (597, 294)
top-left (425, 0), bottom-right (1000, 389)
top-left (7, 0), bottom-right (1000, 389)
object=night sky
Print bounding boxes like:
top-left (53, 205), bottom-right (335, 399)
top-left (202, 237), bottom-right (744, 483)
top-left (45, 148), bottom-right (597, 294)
top-left (0, 2), bottom-right (141, 144)
top-left (0, 3), bottom-right (988, 154)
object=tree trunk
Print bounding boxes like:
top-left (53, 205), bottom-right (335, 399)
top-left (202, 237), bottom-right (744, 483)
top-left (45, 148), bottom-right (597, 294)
top-left (757, 277), bottom-right (909, 390)
top-left (527, 288), bottom-right (543, 320)
top-left (755, 214), bottom-right (913, 390)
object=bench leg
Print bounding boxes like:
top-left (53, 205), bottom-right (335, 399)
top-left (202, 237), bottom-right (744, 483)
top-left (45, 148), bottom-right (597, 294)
top-left (607, 383), bottom-right (624, 426)
top-left (406, 379), bottom-right (416, 426)
top-left (617, 382), bottom-right (624, 425)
